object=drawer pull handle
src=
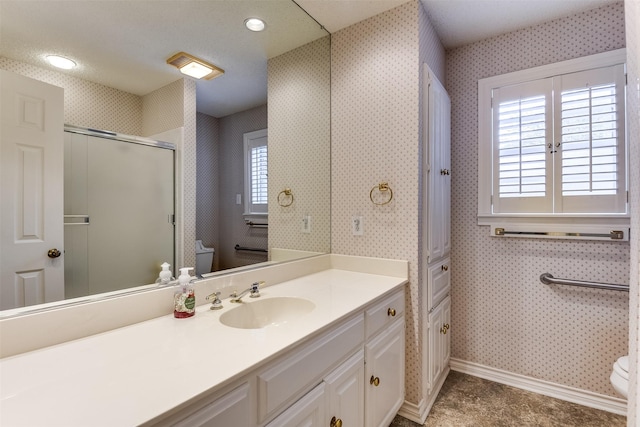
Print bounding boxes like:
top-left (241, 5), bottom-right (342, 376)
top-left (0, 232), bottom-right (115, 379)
top-left (441, 265), bottom-right (449, 271)
top-left (387, 308), bottom-right (396, 317)
top-left (330, 416), bottom-right (343, 427)
top-left (440, 323), bottom-right (450, 334)
top-left (370, 375), bottom-right (380, 386)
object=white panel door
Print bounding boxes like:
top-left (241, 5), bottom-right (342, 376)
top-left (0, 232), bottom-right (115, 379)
top-left (364, 320), bottom-right (405, 427)
top-left (325, 350), bottom-right (365, 427)
top-left (0, 71), bottom-right (64, 310)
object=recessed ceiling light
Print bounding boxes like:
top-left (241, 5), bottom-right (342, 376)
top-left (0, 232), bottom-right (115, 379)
top-left (166, 52), bottom-right (224, 80)
top-left (46, 55), bottom-right (76, 70)
top-left (245, 18), bottom-right (265, 32)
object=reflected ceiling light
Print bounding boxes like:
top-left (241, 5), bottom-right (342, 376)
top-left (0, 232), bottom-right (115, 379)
top-left (46, 55), bottom-right (76, 70)
top-left (245, 18), bottom-right (265, 32)
top-left (166, 52), bottom-right (224, 80)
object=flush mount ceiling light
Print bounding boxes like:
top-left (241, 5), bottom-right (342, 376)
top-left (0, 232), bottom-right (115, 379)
top-left (244, 17), bottom-right (265, 32)
top-left (46, 55), bottom-right (76, 70)
top-left (166, 52), bottom-right (224, 80)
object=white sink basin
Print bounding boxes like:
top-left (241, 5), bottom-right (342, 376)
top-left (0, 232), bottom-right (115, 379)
top-left (219, 297), bottom-right (316, 329)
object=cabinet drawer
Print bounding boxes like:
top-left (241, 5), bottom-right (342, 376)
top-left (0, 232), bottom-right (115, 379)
top-left (257, 314), bottom-right (364, 423)
top-left (427, 258), bottom-right (450, 311)
top-left (167, 381), bottom-right (251, 427)
top-left (365, 289), bottom-right (405, 339)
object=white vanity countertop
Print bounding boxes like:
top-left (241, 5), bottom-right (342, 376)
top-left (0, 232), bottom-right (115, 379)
top-left (0, 267), bottom-right (407, 426)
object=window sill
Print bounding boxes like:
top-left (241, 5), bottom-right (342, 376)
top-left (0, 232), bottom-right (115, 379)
top-left (477, 214), bottom-right (630, 242)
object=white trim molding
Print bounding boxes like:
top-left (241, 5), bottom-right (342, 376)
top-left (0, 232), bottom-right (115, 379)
top-left (450, 358), bottom-right (627, 416)
top-left (398, 367), bottom-right (451, 424)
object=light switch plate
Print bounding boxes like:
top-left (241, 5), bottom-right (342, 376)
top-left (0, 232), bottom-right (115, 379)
top-left (301, 215), bottom-right (311, 234)
top-left (352, 216), bottom-right (363, 235)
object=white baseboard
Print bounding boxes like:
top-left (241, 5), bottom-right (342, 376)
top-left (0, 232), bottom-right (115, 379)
top-left (398, 367), bottom-right (451, 424)
top-left (450, 358), bottom-right (627, 416)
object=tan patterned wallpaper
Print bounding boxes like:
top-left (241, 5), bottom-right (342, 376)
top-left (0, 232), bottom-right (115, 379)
top-left (624, 0), bottom-right (640, 422)
top-left (0, 56), bottom-right (142, 135)
top-left (446, 2), bottom-right (629, 396)
top-left (196, 113), bottom-right (220, 270)
top-left (268, 36), bottom-right (331, 254)
top-left (142, 79), bottom-right (185, 137)
top-left (182, 79), bottom-right (197, 270)
top-left (332, 0), bottom-right (425, 404)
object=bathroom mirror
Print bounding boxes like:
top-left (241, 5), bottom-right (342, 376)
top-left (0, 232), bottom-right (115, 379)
top-left (0, 1), bottom-right (330, 315)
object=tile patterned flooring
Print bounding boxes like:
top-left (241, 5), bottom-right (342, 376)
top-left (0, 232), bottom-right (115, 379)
top-left (390, 371), bottom-right (626, 427)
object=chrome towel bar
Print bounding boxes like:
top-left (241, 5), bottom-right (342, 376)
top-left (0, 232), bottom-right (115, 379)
top-left (234, 244), bottom-right (268, 253)
top-left (496, 228), bottom-right (624, 240)
top-left (540, 273), bottom-right (629, 292)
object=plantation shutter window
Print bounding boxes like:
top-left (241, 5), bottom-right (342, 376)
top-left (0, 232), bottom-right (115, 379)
top-left (243, 129), bottom-right (268, 215)
top-left (489, 63), bottom-right (626, 215)
top-left (555, 65), bottom-right (626, 214)
top-left (250, 144), bottom-right (268, 205)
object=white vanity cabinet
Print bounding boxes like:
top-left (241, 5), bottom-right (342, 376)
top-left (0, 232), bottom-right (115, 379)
top-left (153, 288), bottom-right (405, 427)
top-left (270, 350), bottom-right (366, 427)
top-left (265, 383), bottom-right (326, 427)
top-left (365, 319), bottom-right (405, 427)
top-left (364, 290), bottom-right (406, 427)
top-left (325, 350), bottom-right (366, 426)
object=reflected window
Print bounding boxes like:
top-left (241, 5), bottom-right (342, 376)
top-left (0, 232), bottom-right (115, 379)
top-left (244, 129), bottom-right (268, 215)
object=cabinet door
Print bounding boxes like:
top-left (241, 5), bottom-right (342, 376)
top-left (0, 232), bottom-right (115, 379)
top-left (424, 66), bottom-right (451, 263)
top-left (428, 296), bottom-right (451, 395)
top-left (441, 110), bottom-right (451, 257)
top-left (325, 350), bottom-right (365, 427)
top-left (426, 258), bottom-right (451, 311)
top-left (266, 383), bottom-right (325, 427)
top-left (442, 296), bottom-right (451, 366)
top-left (172, 382), bottom-right (250, 427)
top-left (428, 302), bottom-right (444, 392)
top-left (365, 320), bottom-right (405, 427)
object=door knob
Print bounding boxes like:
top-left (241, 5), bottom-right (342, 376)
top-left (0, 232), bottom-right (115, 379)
top-left (387, 308), bottom-right (396, 317)
top-left (370, 375), bottom-right (380, 386)
top-left (47, 249), bottom-right (61, 258)
top-left (330, 416), bottom-right (343, 427)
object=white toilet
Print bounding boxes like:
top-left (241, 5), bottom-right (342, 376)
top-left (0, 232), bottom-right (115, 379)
top-left (610, 355), bottom-right (629, 398)
top-left (195, 240), bottom-right (215, 276)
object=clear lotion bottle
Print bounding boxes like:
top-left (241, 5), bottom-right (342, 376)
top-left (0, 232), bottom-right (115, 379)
top-left (174, 267), bottom-right (195, 318)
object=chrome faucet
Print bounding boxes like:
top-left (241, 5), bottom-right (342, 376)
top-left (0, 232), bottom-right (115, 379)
top-left (230, 281), bottom-right (264, 303)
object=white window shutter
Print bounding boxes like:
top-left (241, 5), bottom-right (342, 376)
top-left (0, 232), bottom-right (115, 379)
top-left (243, 129), bottom-right (268, 215)
top-left (554, 64), bottom-right (626, 214)
top-left (491, 78), bottom-right (553, 214)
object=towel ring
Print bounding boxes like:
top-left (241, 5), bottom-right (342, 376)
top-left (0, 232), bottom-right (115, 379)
top-left (277, 188), bottom-right (294, 207)
top-left (370, 182), bottom-right (393, 205)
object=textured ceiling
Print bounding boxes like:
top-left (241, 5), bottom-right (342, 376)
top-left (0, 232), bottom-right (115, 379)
top-left (297, 0), bottom-right (620, 48)
top-left (0, 0), bottom-right (621, 118)
top-left (420, 0), bottom-right (621, 48)
top-left (0, 1), bottom-right (328, 118)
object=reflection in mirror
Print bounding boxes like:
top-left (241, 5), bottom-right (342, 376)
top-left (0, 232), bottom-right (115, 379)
top-left (0, 1), bottom-right (330, 316)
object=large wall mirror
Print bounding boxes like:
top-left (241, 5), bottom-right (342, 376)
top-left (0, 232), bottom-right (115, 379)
top-left (0, 1), bottom-right (331, 315)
